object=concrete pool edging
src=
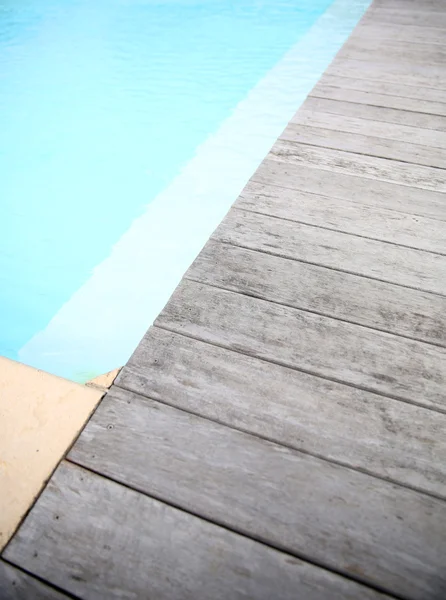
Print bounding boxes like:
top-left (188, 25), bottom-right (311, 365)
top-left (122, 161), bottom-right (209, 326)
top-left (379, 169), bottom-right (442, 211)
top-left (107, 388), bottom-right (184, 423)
top-left (0, 359), bottom-right (119, 551)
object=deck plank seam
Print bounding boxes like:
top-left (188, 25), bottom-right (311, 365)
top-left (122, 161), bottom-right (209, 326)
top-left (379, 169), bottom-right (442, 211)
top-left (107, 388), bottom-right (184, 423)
top-left (231, 205), bottom-right (446, 257)
top-left (151, 323), bottom-right (446, 417)
top-left (61, 457), bottom-right (404, 600)
top-left (271, 142), bottom-right (446, 193)
top-left (280, 130), bottom-right (446, 171)
top-left (287, 115), bottom-right (446, 153)
top-left (346, 35), bottom-right (446, 49)
top-left (353, 19), bottom-right (446, 31)
top-left (325, 57), bottom-right (446, 72)
top-left (109, 379), bottom-right (446, 504)
top-left (344, 38), bottom-right (446, 52)
top-left (314, 82), bottom-right (446, 101)
top-left (249, 175), bottom-right (446, 222)
top-left (0, 557), bottom-right (80, 600)
top-left (324, 73), bottom-right (446, 92)
top-left (184, 273), bottom-right (446, 349)
top-left (209, 237), bottom-right (446, 299)
top-left (297, 104), bottom-right (446, 131)
top-left (309, 91), bottom-right (446, 115)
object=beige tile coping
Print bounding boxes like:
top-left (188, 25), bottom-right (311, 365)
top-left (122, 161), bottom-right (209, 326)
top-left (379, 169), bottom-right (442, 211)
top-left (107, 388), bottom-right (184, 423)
top-left (0, 357), bottom-right (106, 551)
top-left (86, 367), bottom-right (120, 391)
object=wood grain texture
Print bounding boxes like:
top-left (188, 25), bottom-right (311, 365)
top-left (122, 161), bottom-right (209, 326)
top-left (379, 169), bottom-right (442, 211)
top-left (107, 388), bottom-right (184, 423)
top-left (327, 57), bottom-right (446, 89)
top-left (281, 122), bottom-right (446, 169)
top-left (67, 386), bottom-right (446, 600)
top-left (365, 6), bottom-right (446, 28)
top-left (270, 139), bottom-right (446, 192)
top-left (252, 159), bottom-right (446, 221)
top-left (214, 208), bottom-right (446, 296)
top-left (293, 96), bottom-right (446, 132)
top-left (0, 560), bottom-right (69, 600)
top-left (317, 74), bottom-right (446, 103)
top-left (311, 83), bottom-right (446, 117)
top-left (118, 325), bottom-right (446, 498)
top-left (292, 109), bottom-right (446, 150)
top-left (237, 180), bottom-right (446, 255)
top-left (371, 0), bottom-right (446, 10)
top-left (4, 462), bottom-right (391, 600)
top-left (336, 37), bottom-right (446, 67)
top-left (156, 279), bottom-right (446, 411)
top-left (353, 22), bottom-right (446, 46)
top-left (187, 240), bottom-right (446, 346)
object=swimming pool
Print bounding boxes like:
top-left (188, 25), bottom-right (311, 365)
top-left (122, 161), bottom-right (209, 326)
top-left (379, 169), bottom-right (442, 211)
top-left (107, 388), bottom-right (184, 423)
top-left (0, 0), bottom-right (371, 382)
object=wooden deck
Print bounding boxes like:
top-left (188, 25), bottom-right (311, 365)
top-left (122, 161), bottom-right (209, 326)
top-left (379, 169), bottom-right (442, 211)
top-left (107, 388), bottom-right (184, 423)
top-left (2, 0), bottom-right (446, 598)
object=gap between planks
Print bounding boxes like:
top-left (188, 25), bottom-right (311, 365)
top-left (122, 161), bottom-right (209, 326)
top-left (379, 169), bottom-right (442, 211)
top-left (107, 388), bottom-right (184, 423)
top-left (66, 388), bottom-right (446, 600)
top-left (5, 461), bottom-right (394, 600)
top-left (153, 279), bottom-right (446, 415)
top-left (251, 160), bottom-right (446, 222)
top-left (235, 181), bottom-right (446, 255)
top-left (186, 239), bottom-right (446, 348)
top-left (115, 326), bottom-right (446, 503)
top-left (215, 209), bottom-right (446, 297)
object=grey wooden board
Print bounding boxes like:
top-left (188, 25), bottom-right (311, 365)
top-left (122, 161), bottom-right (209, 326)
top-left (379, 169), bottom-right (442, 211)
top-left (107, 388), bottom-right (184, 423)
top-left (215, 208), bottom-right (446, 296)
top-left (270, 139), bottom-right (446, 192)
top-left (327, 58), bottom-right (446, 89)
top-left (156, 279), bottom-right (446, 411)
top-left (188, 240), bottom-right (446, 347)
top-left (0, 560), bottom-right (69, 600)
top-left (372, 0), bottom-right (446, 10)
top-left (253, 159), bottom-right (446, 221)
top-left (317, 74), bottom-right (446, 104)
top-left (311, 83), bottom-right (446, 117)
top-left (4, 462), bottom-right (391, 600)
top-left (118, 325), bottom-right (446, 498)
top-left (353, 22), bottom-right (446, 46)
top-left (68, 386), bottom-right (446, 600)
top-left (337, 37), bottom-right (446, 67)
top-left (237, 180), bottom-right (446, 256)
top-left (294, 96), bottom-right (446, 132)
top-left (281, 122), bottom-right (446, 170)
top-left (293, 109), bottom-right (446, 150)
top-left (364, 7), bottom-right (446, 28)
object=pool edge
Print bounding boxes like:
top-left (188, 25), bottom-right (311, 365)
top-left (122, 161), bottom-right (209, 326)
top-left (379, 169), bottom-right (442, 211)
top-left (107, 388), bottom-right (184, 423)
top-left (0, 357), bottom-right (105, 551)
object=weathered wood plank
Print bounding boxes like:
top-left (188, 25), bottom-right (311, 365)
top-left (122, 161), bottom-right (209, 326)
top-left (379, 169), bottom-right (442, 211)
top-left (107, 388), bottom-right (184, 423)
top-left (238, 180), bottom-right (446, 255)
top-left (252, 159), bottom-right (446, 221)
top-left (4, 462), bottom-right (390, 600)
top-left (215, 209), bottom-right (446, 296)
top-left (68, 386), bottom-right (446, 600)
top-left (371, 0), bottom-right (446, 11)
top-left (117, 325), bottom-right (446, 497)
top-left (293, 109), bottom-right (446, 149)
top-left (365, 7), bottom-right (446, 28)
top-left (337, 37), bottom-right (446, 67)
top-left (156, 279), bottom-right (446, 411)
top-left (294, 96), bottom-right (446, 132)
top-left (188, 240), bottom-right (446, 346)
top-left (317, 74), bottom-right (446, 104)
top-left (327, 58), bottom-right (446, 89)
top-left (281, 122), bottom-right (446, 170)
top-left (311, 83), bottom-right (446, 117)
top-left (353, 22), bottom-right (446, 46)
top-left (270, 139), bottom-right (446, 192)
top-left (0, 560), bottom-right (70, 600)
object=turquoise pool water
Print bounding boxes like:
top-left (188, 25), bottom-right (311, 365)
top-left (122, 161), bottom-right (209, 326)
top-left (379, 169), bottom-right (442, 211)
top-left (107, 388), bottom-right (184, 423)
top-left (0, 0), bottom-right (370, 381)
